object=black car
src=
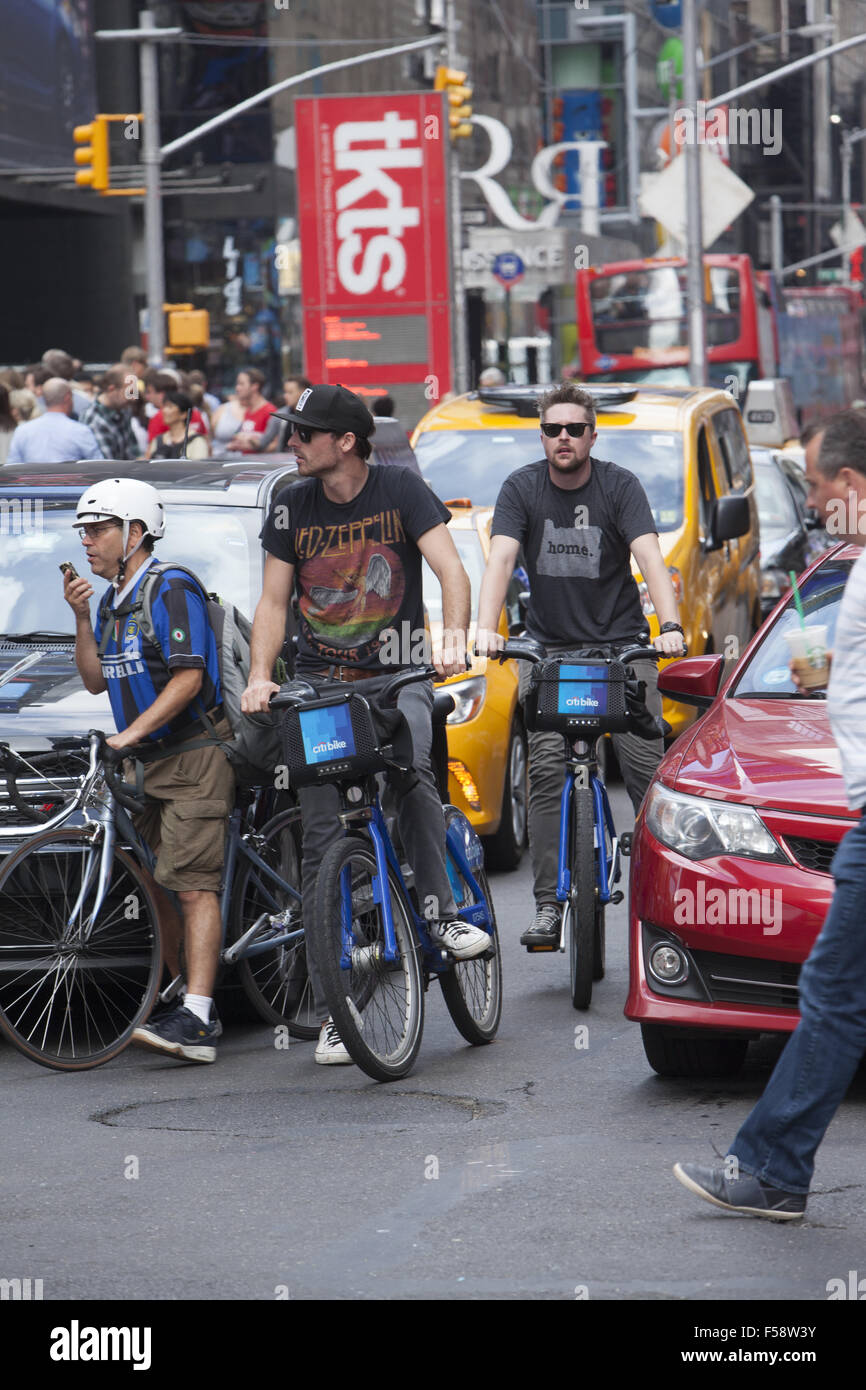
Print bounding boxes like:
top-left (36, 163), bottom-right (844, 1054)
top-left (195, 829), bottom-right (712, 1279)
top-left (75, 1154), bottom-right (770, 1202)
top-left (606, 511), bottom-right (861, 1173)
top-left (751, 447), bottom-right (830, 618)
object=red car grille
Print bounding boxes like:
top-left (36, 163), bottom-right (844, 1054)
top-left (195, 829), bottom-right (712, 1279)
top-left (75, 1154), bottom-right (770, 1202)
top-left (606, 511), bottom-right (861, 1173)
top-left (783, 836), bottom-right (837, 875)
top-left (692, 950), bottom-right (801, 1009)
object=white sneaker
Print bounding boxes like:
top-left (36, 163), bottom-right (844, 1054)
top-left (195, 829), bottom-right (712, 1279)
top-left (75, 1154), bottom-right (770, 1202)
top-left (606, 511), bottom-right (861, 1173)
top-left (432, 919), bottom-right (490, 960)
top-left (314, 1018), bottom-right (354, 1066)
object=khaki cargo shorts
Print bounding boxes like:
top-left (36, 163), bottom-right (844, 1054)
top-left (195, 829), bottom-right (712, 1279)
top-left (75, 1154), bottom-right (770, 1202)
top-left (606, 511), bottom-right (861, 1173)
top-left (130, 718), bottom-right (235, 893)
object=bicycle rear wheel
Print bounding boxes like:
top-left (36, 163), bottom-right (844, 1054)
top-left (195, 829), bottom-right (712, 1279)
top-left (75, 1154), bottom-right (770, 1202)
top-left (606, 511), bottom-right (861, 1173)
top-left (315, 834), bottom-right (423, 1082)
top-left (0, 828), bottom-right (162, 1070)
top-left (229, 807), bottom-right (315, 1038)
top-left (568, 784), bottom-right (595, 1010)
top-left (439, 806), bottom-right (502, 1044)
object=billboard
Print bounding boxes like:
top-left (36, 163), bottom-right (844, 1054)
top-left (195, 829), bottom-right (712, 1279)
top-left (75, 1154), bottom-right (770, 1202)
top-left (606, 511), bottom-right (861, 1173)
top-left (0, 0), bottom-right (96, 169)
top-left (296, 93), bottom-right (453, 425)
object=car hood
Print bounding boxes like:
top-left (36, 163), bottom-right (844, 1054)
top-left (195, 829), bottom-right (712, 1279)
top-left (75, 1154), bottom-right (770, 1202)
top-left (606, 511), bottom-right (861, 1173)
top-left (0, 642), bottom-right (110, 748)
top-left (670, 695), bottom-right (850, 815)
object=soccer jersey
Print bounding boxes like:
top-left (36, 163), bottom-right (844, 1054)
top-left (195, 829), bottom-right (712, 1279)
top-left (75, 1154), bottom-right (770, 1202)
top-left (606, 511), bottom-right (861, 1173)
top-left (94, 560), bottom-right (221, 741)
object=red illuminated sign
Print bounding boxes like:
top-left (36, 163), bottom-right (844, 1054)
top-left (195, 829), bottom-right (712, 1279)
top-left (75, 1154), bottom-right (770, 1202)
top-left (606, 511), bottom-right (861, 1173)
top-left (296, 93), bottom-right (452, 415)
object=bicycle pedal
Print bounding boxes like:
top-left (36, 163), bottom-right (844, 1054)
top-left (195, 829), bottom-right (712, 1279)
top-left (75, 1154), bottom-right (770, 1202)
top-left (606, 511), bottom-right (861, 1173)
top-left (525, 943), bottom-right (556, 953)
top-left (610, 890), bottom-right (624, 905)
top-left (620, 832), bottom-right (633, 856)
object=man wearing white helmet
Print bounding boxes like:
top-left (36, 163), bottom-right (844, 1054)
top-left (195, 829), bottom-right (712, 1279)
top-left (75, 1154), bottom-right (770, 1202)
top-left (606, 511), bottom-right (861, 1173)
top-left (63, 477), bottom-right (232, 1063)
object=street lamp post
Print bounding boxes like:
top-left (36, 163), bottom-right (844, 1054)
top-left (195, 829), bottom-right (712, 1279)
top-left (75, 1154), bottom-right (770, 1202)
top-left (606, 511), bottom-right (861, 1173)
top-left (682, 0), bottom-right (707, 388)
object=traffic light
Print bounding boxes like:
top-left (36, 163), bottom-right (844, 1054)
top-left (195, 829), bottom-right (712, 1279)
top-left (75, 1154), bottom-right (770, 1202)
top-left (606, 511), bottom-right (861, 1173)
top-left (434, 65), bottom-right (473, 140)
top-left (73, 116), bottom-right (110, 192)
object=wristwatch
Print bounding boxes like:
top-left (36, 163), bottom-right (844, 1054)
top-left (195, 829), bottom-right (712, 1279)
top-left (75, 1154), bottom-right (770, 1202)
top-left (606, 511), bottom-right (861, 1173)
top-left (659, 622), bottom-right (685, 636)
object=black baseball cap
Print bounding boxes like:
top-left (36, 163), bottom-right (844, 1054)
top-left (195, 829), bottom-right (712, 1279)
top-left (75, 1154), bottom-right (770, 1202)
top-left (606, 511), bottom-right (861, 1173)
top-left (275, 383), bottom-right (374, 439)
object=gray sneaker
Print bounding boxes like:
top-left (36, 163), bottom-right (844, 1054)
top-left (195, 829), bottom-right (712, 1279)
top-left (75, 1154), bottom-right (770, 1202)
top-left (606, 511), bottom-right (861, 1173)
top-left (673, 1161), bottom-right (807, 1221)
top-left (520, 904), bottom-right (561, 949)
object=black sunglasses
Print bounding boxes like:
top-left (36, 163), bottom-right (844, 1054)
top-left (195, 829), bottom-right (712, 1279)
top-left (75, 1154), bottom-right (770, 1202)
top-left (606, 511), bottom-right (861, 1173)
top-left (291, 424), bottom-right (334, 444)
top-left (541, 421), bottom-right (592, 439)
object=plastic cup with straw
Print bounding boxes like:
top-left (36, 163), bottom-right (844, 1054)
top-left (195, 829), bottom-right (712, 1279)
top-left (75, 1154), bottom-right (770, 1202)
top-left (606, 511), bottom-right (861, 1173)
top-left (784, 571), bottom-right (829, 689)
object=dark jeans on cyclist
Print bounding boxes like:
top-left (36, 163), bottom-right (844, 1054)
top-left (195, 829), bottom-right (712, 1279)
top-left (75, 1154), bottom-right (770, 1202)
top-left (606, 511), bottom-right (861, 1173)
top-left (297, 675), bottom-right (457, 1020)
top-left (518, 645), bottom-right (664, 907)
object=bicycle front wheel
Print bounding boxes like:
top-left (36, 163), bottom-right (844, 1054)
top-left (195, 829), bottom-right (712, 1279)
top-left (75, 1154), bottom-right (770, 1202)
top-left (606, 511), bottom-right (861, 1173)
top-left (315, 835), bottom-right (424, 1082)
top-left (568, 784), bottom-right (595, 1010)
top-left (0, 828), bottom-right (162, 1070)
top-left (439, 806), bottom-right (502, 1045)
top-left (229, 807), bottom-right (316, 1038)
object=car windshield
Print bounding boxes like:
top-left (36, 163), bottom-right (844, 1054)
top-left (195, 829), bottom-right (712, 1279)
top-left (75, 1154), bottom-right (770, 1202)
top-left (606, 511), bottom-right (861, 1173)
top-left (416, 427), bottom-right (684, 530)
top-left (754, 459), bottom-right (800, 542)
top-left (422, 526), bottom-right (484, 622)
top-left (0, 495), bottom-right (263, 638)
top-left (731, 557), bottom-right (853, 697)
top-left (591, 361), bottom-right (755, 395)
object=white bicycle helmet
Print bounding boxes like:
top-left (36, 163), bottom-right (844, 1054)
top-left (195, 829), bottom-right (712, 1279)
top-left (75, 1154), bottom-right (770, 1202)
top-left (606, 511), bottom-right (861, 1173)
top-left (75, 478), bottom-right (166, 537)
top-left (75, 478), bottom-right (166, 586)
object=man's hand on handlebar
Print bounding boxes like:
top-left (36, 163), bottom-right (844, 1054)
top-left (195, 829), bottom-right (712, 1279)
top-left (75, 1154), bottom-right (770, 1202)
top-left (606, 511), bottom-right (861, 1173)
top-left (434, 628), bottom-right (470, 680)
top-left (653, 630), bottom-right (686, 658)
top-left (474, 626), bottom-right (505, 659)
top-left (242, 677), bottom-right (280, 714)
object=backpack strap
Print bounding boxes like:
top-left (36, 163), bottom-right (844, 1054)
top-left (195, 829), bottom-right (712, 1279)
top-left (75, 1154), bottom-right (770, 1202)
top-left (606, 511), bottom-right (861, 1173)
top-left (138, 563), bottom-right (233, 756)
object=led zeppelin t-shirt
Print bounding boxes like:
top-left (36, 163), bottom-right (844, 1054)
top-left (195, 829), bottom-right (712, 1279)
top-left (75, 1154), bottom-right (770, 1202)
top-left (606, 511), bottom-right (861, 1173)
top-left (491, 457), bottom-right (656, 647)
top-left (261, 464), bottom-right (450, 670)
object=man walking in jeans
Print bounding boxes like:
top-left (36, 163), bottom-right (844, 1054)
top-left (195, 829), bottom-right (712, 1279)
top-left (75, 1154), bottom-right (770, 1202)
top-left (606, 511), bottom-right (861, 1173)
top-left (675, 409), bottom-right (866, 1220)
top-left (476, 382), bottom-right (684, 947)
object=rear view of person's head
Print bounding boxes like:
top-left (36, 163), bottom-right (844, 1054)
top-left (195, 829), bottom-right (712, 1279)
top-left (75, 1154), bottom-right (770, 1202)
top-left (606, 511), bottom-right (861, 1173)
top-left (42, 349), bottom-right (75, 381)
top-left (372, 395), bottom-right (395, 417)
top-left (42, 378), bottom-right (73, 411)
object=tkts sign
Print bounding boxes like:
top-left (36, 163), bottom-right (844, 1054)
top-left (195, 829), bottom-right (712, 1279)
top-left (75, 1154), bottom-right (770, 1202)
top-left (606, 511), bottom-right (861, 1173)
top-left (296, 94), bottom-right (452, 417)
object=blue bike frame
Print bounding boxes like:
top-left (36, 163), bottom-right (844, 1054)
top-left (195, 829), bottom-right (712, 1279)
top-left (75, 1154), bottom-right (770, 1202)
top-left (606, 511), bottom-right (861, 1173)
top-left (556, 768), bottom-right (621, 904)
top-left (337, 797), bottom-right (493, 973)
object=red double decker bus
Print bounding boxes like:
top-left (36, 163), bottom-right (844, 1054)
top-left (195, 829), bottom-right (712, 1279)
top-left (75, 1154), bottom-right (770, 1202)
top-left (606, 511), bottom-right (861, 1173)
top-left (575, 253), bottom-right (776, 397)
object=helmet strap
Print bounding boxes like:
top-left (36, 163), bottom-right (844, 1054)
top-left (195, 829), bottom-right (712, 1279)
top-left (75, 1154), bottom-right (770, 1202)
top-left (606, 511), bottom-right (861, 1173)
top-left (113, 521), bottom-right (146, 590)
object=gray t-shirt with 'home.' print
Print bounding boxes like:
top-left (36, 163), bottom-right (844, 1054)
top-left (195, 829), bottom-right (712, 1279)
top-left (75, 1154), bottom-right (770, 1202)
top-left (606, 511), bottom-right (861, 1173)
top-left (491, 456), bottom-right (656, 647)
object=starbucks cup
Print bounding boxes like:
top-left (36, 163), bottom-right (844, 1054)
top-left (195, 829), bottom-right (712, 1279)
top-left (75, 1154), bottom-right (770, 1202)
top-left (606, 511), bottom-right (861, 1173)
top-left (784, 625), bottom-right (829, 689)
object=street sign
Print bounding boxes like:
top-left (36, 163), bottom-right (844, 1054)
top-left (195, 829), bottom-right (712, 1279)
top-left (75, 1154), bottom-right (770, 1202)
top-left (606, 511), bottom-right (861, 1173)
top-left (638, 145), bottom-right (753, 249)
top-left (492, 251), bottom-right (525, 288)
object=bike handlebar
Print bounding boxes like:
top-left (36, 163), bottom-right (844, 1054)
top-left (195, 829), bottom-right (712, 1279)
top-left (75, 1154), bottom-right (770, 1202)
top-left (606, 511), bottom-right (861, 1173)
top-left (269, 664), bottom-right (438, 712)
top-left (480, 639), bottom-right (686, 665)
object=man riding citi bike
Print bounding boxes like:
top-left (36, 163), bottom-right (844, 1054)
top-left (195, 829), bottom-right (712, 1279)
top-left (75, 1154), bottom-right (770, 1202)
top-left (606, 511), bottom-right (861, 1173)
top-left (241, 383), bottom-right (490, 1066)
top-left (476, 383), bottom-right (685, 949)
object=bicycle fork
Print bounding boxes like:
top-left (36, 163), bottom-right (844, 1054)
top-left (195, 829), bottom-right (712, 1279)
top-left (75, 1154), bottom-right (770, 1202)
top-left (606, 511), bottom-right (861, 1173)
top-left (338, 819), bottom-right (401, 971)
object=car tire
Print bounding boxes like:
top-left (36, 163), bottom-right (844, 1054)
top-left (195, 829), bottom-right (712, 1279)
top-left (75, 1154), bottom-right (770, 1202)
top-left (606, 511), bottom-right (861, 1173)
top-left (482, 717), bottom-right (527, 872)
top-left (640, 1024), bottom-right (748, 1079)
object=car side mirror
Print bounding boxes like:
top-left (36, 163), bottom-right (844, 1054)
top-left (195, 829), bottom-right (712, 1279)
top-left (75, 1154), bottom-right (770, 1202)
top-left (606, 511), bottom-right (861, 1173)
top-left (704, 494), bottom-right (750, 551)
top-left (658, 654), bottom-right (725, 708)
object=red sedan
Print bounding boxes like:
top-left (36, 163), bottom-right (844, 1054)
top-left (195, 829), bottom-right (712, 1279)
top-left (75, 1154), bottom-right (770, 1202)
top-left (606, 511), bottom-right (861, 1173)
top-left (626, 543), bottom-right (858, 1078)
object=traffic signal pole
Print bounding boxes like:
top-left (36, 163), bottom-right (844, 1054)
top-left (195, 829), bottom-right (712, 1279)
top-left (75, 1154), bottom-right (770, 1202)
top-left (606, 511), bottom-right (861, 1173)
top-left (682, 0), bottom-right (707, 388)
top-left (140, 11), bottom-right (168, 366)
top-left (445, 0), bottom-right (469, 395)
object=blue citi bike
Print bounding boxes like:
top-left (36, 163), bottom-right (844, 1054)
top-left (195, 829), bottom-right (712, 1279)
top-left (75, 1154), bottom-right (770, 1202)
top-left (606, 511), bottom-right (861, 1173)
top-left (271, 663), bottom-right (501, 1082)
top-left (488, 637), bottom-right (668, 1010)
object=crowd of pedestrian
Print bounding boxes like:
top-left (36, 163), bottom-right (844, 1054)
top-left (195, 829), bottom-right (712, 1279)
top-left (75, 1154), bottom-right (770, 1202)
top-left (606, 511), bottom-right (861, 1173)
top-left (0, 347), bottom-right (315, 466)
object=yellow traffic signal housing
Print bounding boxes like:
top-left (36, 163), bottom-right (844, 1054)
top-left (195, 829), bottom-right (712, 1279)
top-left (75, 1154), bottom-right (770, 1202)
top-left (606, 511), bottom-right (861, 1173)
top-left (73, 117), bottom-right (110, 191)
top-left (167, 309), bottom-right (210, 350)
top-left (434, 65), bottom-right (473, 139)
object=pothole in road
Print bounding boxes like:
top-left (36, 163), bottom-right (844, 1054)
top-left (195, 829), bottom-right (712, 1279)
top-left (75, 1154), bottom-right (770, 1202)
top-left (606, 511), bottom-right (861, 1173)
top-left (90, 1088), bottom-right (507, 1135)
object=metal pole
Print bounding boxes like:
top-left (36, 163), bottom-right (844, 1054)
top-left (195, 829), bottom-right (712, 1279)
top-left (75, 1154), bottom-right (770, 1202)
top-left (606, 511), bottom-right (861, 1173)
top-left (623, 12), bottom-right (639, 224)
top-left (811, 0), bottom-right (832, 202)
top-left (770, 194), bottom-right (784, 278)
top-left (139, 10), bottom-right (165, 366)
top-left (842, 134), bottom-right (853, 285)
top-left (682, 0), bottom-right (706, 388)
top-left (706, 30), bottom-right (866, 110)
top-left (446, 0), bottom-right (468, 395)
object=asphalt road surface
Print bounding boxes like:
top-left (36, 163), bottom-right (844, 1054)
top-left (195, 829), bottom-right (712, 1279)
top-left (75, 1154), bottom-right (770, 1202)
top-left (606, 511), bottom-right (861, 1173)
top-left (2, 779), bottom-right (865, 1304)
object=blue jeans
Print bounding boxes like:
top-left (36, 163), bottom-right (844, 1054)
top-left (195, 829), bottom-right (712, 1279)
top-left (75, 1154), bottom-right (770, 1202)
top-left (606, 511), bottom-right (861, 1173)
top-left (729, 813), bottom-right (866, 1194)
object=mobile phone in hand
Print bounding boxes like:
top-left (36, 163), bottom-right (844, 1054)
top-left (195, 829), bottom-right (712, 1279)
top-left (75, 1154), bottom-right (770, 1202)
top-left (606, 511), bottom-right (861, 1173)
top-left (59, 562), bottom-right (79, 580)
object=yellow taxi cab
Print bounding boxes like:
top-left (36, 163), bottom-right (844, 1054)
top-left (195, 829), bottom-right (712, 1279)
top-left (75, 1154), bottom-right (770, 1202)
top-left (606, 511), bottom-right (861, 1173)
top-left (422, 503), bottom-right (528, 870)
top-left (412, 384), bottom-right (761, 740)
